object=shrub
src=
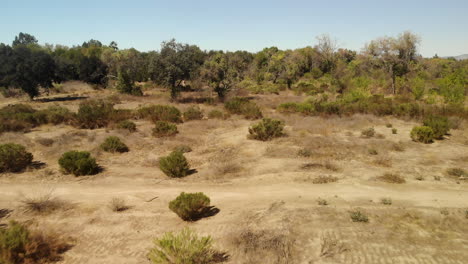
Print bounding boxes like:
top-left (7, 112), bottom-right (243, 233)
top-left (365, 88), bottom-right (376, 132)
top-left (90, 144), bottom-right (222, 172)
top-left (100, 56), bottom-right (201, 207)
top-left (248, 118), bottom-right (284, 141)
top-left (152, 121), bottom-right (178, 137)
top-left (386, 123), bottom-right (393, 128)
top-left (207, 109), bottom-right (229, 119)
top-left (58, 151), bottom-right (99, 176)
top-left (159, 151), bottom-right (190, 178)
top-left (317, 198), bottom-right (328, 206)
top-left (377, 173), bottom-right (406, 184)
top-left (224, 97), bottom-right (262, 119)
top-left (277, 102), bottom-right (315, 115)
top-left (74, 100), bottom-right (114, 129)
top-left (312, 175), bottom-right (338, 184)
top-left (100, 136), bottom-right (129, 153)
top-left (392, 128), bottom-right (397, 134)
top-left (446, 168), bottom-right (466, 178)
top-left (0, 220), bottom-right (70, 264)
top-left (350, 209), bottom-right (369, 223)
top-left (20, 193), bottom-right (66, 214)
top-left (380, 198), bottom-right (392, 205)
top-left (183, 106), bottom-right (203, 121)
top-left (137, 105), bottom-right (182, 123)
top-left (0, 143), bottom-right (33, 173)
top-left (361, 127), bottom-right (375, 138)
top-left (148, 228), bottom-right (217, 264)
top-left (368, 148), bottom-right (378, 155)
top-left (169, 192), bottom-right (211, 221)
top-left (42, 106), bottom-right (73, 125)
top-left (109, 198), bottom-right (129, 212)
top-left (423, 115), bottom-right (449, 139)
top-left (116, 120), bottom-right (136, 132)
top-left (297, 148), bottom-right (312, 157)
top-left (410, 126), bottom-right (434, 143)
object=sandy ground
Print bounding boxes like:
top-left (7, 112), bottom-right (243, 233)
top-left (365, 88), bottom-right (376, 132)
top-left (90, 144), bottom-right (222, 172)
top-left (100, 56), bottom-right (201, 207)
top-left (0, 85), bottom-right (467, 264)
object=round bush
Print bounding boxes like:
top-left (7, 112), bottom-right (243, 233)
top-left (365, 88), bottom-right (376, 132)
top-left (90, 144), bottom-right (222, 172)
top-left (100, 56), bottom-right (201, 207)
top-left (152, 121), bottom-right (178, 137)
top-left (423, 115), bottom-right (449, 139)
top-left (169, 192), bottom-right (210, 221)
top-left (410, 126), bottom-right (434, 143)
top-left (0, 143), bottom-right (33, 173)
top-left (159, 151), bottom-right (190, 178)
top-left (100, 136), bottom-right (129, 153)
top-left (58, 151), bottom-right (99, 176)
top-left (248, 118), bottom-right (284, 141)
top-left (116, 120), bottom-right (136, 132)
top-left (183, 106), bottom-right (203, 121)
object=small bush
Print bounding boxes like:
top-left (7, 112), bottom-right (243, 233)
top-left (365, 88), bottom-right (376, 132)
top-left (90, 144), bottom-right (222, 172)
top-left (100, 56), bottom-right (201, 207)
top-left (386, 123), bottom-right (393, 128)
top-left (410, 126), bottom-right (434, 143)
top-left (377, 173), bottom-right (406, 184)
top-left (152, 121), bottom-right (178, 137)
top-left (159, 151), bottom-right (190, 178)
top-left (368, 148), bottom-right (378, 155)
top-left (42, 106), bottom-right (73, 125)
top-left (380, 197), bottom-right (392, 205)
top-left (116, 120), bottom-right (136, 132)
top-left (169, 192), bottom-right (211, 221)
top-left (317, 198), bottom-right (328, 206)
top-left (20, 193), bottom-right (66, 214)
top-left (297, 148), bottom-right (312, 157)
top-left (312, 175), bottom-right (338, 184)
top-left (183, 106), bottom-right (203, 121)
top-left (109, 198), bottom-right (129, 212)
top-left (148, 228), bottom-right (217, 264)
top-left (207, 109), bottom-right (229, 119)
top-left (137, 105), bottom-right (182, 123)
top-left (423, 115), bottom-right (449, 139)
top-left (350, 209), bottom-right (369, 223)
top-left (392, 128), bottom-right (397, 134)
top-left (74, 100), bottom-right (115, 129)
top-left (391, 142), bottom-right (405, 152)
top-left (446, 168), bottom-right (466, 178)
top-left (100, 136), bottom-right (129, 153)
top-left (224, 97), bottom-right (262, 119)
top-left (361, 127), bottom-right (375, 138)
top-left (248, 118), bottom-right (284, 141)
top-left (0, 143), bottom-right (33, 173)
top-left (0, 220), bottom-right (71, 264)
top-left (58, 151), bottom-right (99, 176)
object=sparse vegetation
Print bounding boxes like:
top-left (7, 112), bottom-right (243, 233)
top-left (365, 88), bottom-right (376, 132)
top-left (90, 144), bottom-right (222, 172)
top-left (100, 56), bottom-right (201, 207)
top-left (152, 121), bottom-right (178, 137)
top-left (0, 143), bottom-right (33, 173)
top-left (148, 228), bottom-right (220, 264)
top-left (317, 198), bottom-right (328, 206)
top-left (174, 145), bottom-right (192, 153)
top-left (100, 136), bottom-right (129, 153)
top-left (446, 168), bottom-right (466, 178)
top-left (248, 118), bottom-right (284, 141)
top-left (380, 197), bottom-right (392, 205)
top-left (169, 192), bottom-right (211, 221)
top-left (350, 209), bottom-right (369, 222)
top-left (116, 120), bottom-right (137, 132)
top-left (361, 127), bottom-right (375, 138)
top-left (297, 148), bottom-right (312, 157)
top-left (368, 148), bottom-right (378, 155)
top-left (207, 109), bottom-right (229, 119)
top-left (320, 235), bottom-right (347, 257)
top-left (377, 173), bottom-right (406, 184)
top-left (225, 97), bottom-right (262, 119)
top-left (159, 151), bottom-right (190, 178)
top-left (20, 192), bottom-right (66, 214)
top-left (109, 198), bottom-right (129, 212)
top-left (137, 105), bottom-right (182, 123)
top-left (312, 175), bottom-right (338, 184)
top-left (410, 126), bottom-right (434, 143)
top-left (58, 151), bottom-right (99, 176)
top-left (183, 106), bottom-right (203, 121)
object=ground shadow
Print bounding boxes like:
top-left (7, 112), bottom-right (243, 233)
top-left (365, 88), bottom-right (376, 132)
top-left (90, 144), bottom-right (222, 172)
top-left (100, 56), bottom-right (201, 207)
top-left (0, 209), bottom-right (12, 219)
top-left (36, 96), bottom-right (88, 103)
top-left (29, 161), bottom-right (47, 170)
top-left (187, 169), bottom-right (198, 176)
top-left (191, 206), bottom-right (220, 221)
top-left (212, 251), bottom-right (230, 263)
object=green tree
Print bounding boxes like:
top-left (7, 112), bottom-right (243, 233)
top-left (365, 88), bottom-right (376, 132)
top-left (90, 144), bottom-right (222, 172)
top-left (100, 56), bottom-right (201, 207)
top-left (12, 32), bottom-right (38, 47)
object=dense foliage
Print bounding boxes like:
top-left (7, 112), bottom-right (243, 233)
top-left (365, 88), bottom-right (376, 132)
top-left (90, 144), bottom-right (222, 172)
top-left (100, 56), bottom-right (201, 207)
top-left (169, 192), bottom-right (211, 221)
top-left (58, 151), bottom-right (99, 176)
top-left (0, 143), bottom-right (33, 173)
top-left (158, 150), bottom-right (190, 178)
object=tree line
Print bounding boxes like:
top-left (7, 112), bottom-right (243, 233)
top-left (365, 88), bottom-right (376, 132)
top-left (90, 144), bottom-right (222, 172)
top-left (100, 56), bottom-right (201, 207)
top-left (0, 32), bottom-right (466, 104)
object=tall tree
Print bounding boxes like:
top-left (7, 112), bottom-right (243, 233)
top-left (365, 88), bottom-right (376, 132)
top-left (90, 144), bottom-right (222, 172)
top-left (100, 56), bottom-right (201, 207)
top-left (12, 32), bottom-right (38, 47)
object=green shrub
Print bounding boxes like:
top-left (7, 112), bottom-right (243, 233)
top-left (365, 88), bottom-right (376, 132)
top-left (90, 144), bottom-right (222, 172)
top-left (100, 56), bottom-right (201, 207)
top-left (58, 151), bottom-right (99, 176)
top-left (0, 144), bottom-right (33, 173)
top-left (116, 70), bottom-right (143, 96)
top-left (169, 192), bottom-right (211, 221)
top-left (207, 109), bottom-right (229, 119)
top-left (75, 100), bottom-right (115, 129)
top-left (116, 120), bottom-right (137, 132)
top-left (183, 106), bottom-right (203, 121)
top-left (423, 115), bottom-right (449, 139)
top-left (392, 128), bottom-right (397, 134)
top-left (152, 121), bottom-right (178, 137)
top-left (100, 136), bottom-right (129, 153)
top-left (137, 105), bottom-right (182, 123)
top-left (410, 126), bottom-right (434, 143)
top-left (148, 228), bottom-right (216, 264)
top-left (361, 127), bottom-right (375, 138)
top-left (42, 106), bottom-right (73, 125)
top-left (159, 151), bottom-right (190, 178)
top-left (350, 209), bottom-right (369, 223)
top-left (0, 220), bottom-right (70, 264)
top-left (224, 97), bottom-right (262, 119)
top-left (248, 118), bottom-right (284, 141)
top-left (277, 102), bottom-right (315, 115)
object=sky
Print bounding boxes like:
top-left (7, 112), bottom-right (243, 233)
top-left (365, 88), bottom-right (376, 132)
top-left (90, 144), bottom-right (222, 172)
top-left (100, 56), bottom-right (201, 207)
top-left (1, 0), bottom-right (467, 57)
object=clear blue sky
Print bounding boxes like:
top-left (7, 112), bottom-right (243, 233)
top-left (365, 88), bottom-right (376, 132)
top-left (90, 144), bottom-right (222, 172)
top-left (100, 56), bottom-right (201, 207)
top-left (1, 0), bottom-right (467, 57)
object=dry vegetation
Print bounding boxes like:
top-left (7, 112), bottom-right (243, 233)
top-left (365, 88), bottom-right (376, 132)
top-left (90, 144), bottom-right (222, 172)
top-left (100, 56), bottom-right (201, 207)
top-left (0, 81), bottom-right (467, 263)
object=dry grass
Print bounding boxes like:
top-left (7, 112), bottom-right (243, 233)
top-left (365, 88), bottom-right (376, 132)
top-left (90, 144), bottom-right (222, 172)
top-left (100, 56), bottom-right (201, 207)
top-left (19, 192), bottom-right (69, 214)
top-left (108, 198), bottom-right (130, 212)
top-left (373, 155), bottom-right (392, 167)
top-left (377, 173), bottom-right (406, 184)
top-left (312, 175), bottom-right (339, 184)
top-left (320, 234), bottom-right (348, 257)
